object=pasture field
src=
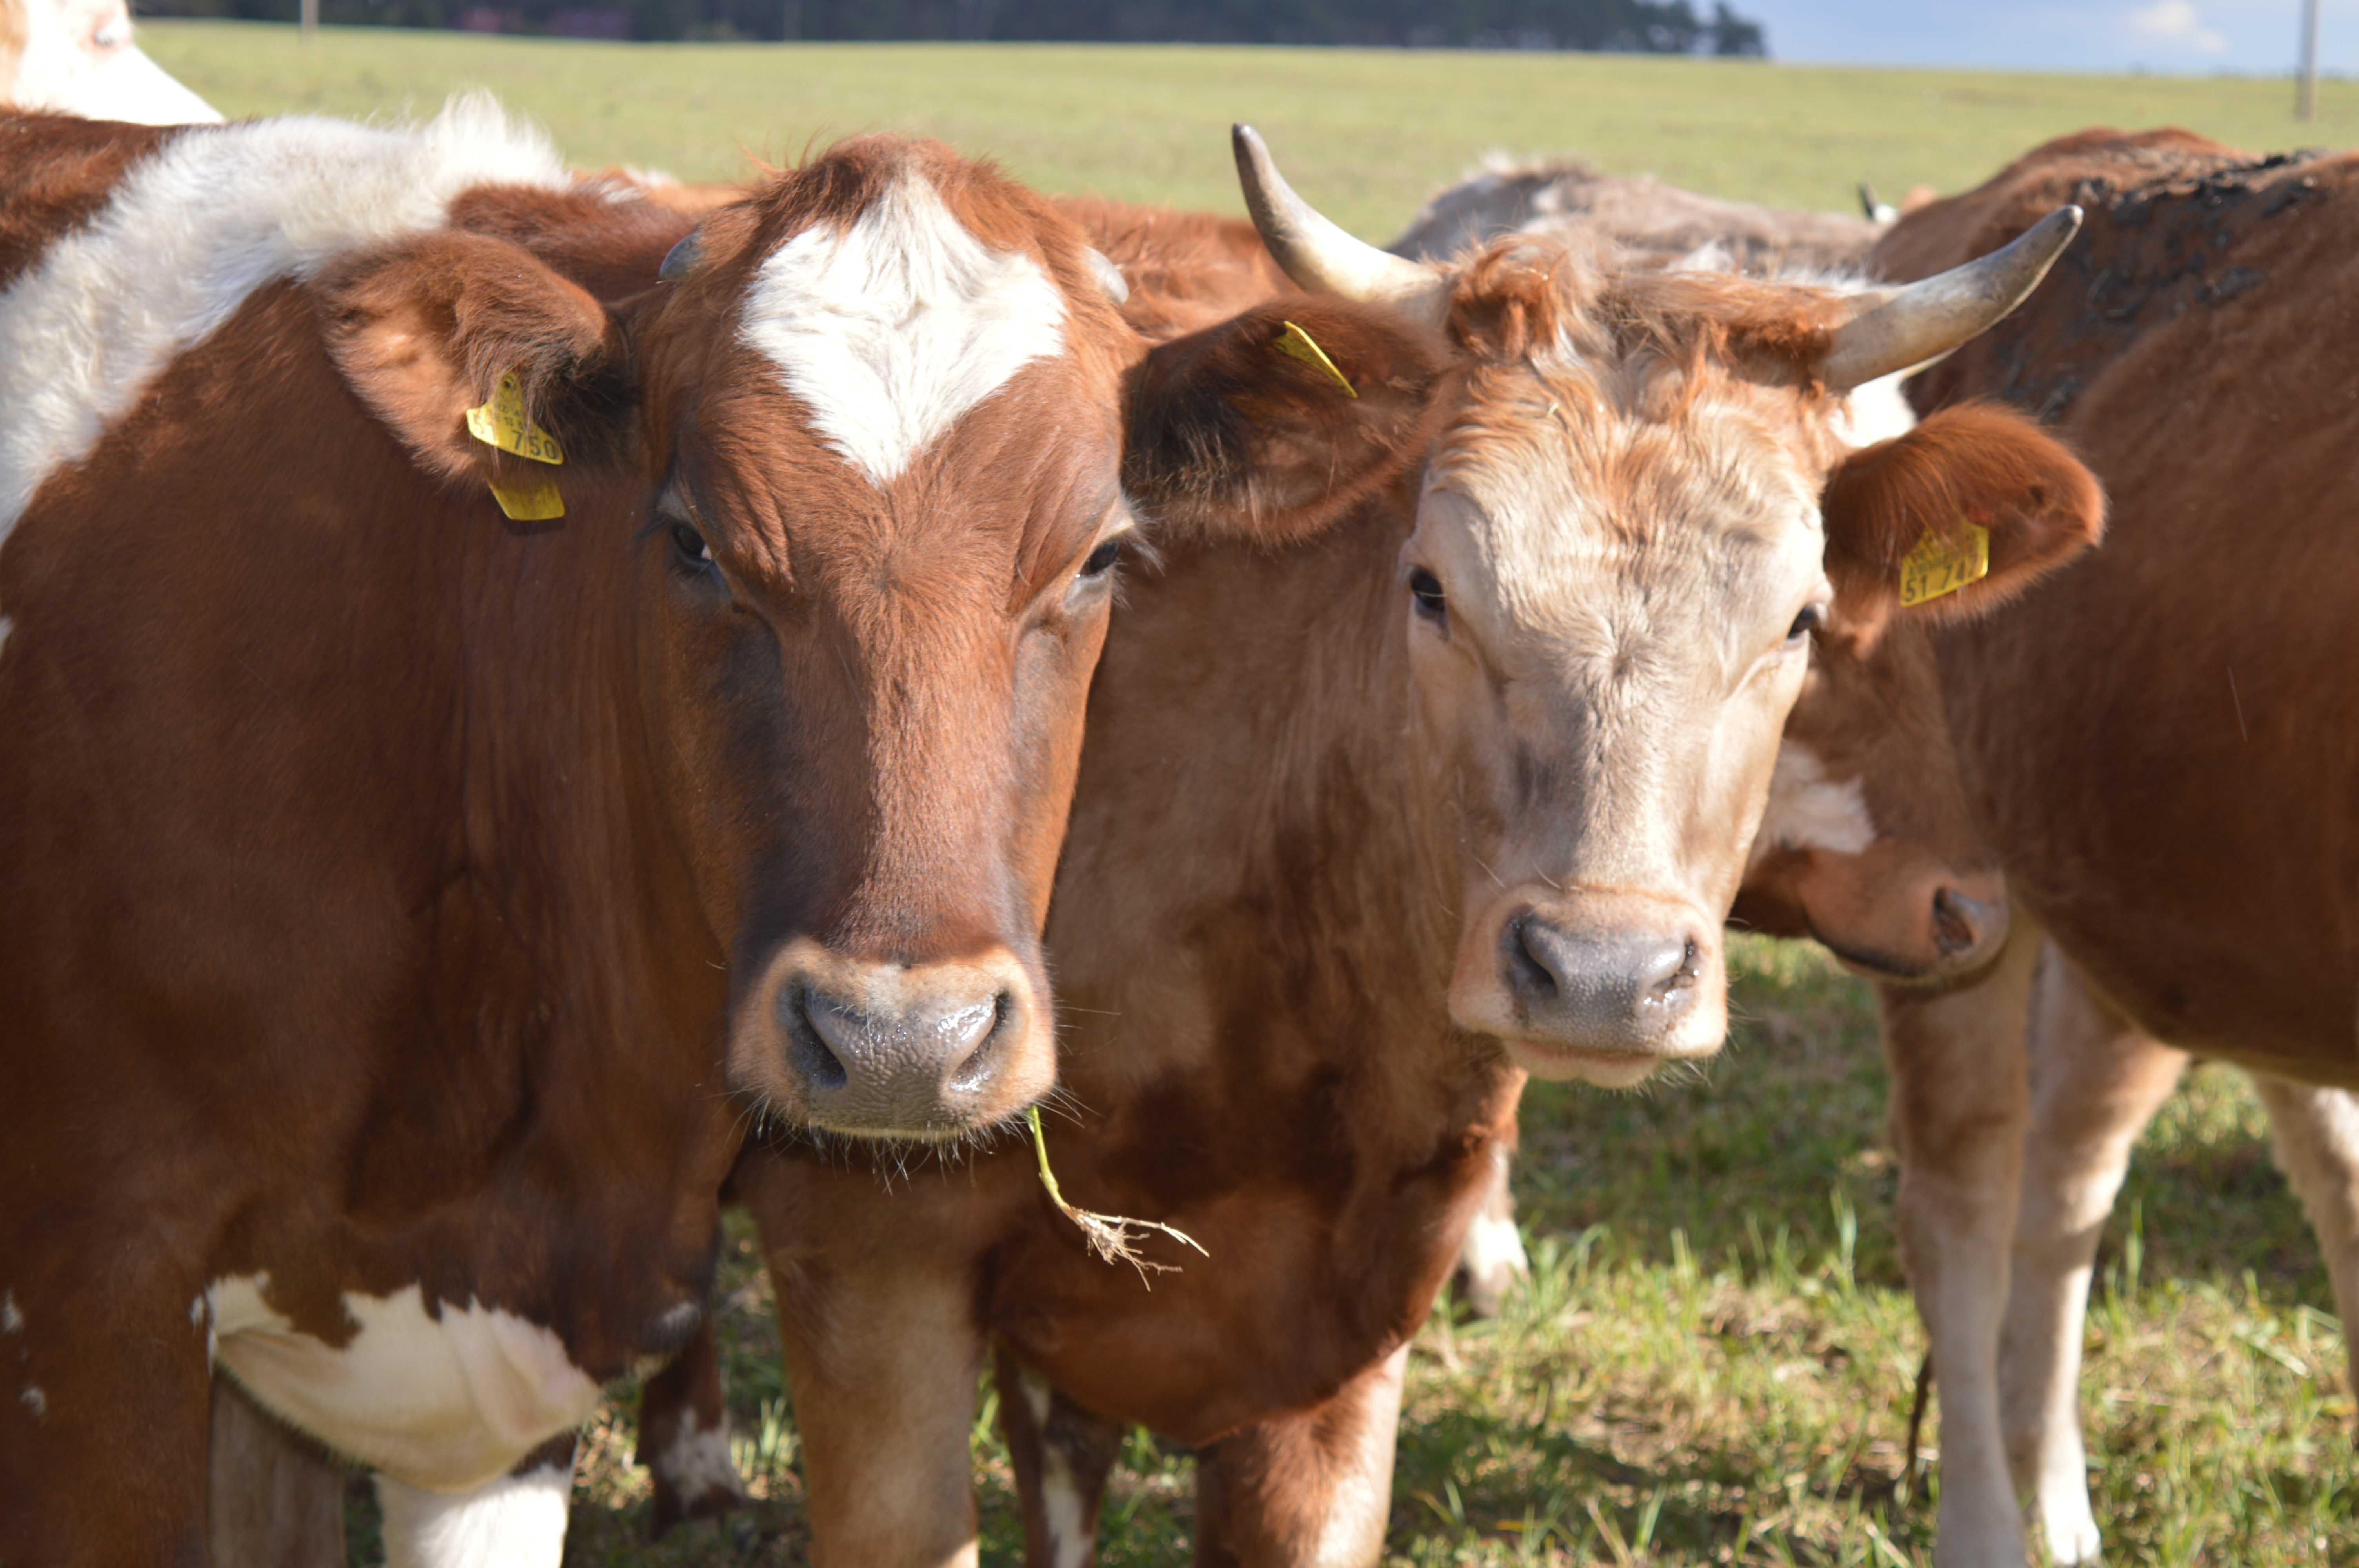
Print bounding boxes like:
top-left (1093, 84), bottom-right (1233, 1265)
top-left (140, 27), bottom-right (2359, 1563)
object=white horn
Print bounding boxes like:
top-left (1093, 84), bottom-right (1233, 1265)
top-left (1822, 205), bottom-right (2082, 390)
top-left (1232, 124), bottom-right (1449, 325)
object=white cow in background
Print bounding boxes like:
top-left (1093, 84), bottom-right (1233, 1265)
top-left (3, 0), bottom-right (221, 122)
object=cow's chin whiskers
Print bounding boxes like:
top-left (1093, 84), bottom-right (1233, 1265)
top-left (743, 1100), bottom-right (1044, 1188)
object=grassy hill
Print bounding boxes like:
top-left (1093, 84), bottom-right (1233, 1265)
top-left (145, 21), bottom-right (2359, 236)
top-left (135, 26), bottom-right (2359, 1563)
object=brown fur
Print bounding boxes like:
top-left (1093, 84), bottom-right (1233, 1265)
top-left (1737, 129), bottom-right (2359, 1564)
top-left (642, 192), bottom-right (2106, 1564)
top-left (0, 119), bottom-right (1427, 1565)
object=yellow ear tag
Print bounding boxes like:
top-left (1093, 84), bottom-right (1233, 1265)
top-left (1897, 522), bottom-right (1990, 608)
top-left (487, 475), bottom-right (565, 522)
top-left (1270, 320), bottom-right (1358, 399)
top-left (465, 372), bottom-right (565, 466)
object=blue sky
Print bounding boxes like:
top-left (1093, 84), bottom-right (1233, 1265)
top-left (1742, 1), bottom-right (2355, 74)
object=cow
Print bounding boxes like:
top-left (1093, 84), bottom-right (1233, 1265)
top-left (630, 128), bottom-right (2101, 1564)
top-left (0, 102), bottom-right (1438, 1567)
top-left (1727, 128), bottom-right (2359, 1568)
top-left (1, 0), bottom-right (218, 123)
top-left (1385, 152), bottom-right (1886, 277)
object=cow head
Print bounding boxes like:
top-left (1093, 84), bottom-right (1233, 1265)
top-left (1234, 127), bottom-right (2097, 1085)
top-left (320, 138), bottom-right (1431, 1140)
top-left (1, 0), bottom-right (220, 124)
top-left (1735, 403), bottom-right (2104, 981)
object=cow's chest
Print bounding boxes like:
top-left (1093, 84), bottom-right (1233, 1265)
top-left (205, 1274), bottom-right (602, 1492)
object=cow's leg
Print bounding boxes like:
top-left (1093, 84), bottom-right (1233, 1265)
top-left (1452, 1142), bottom-right (1528, 1320)
top-left (769, 1248), bottom-right (983, 1567)
top-left (636, 1312), bottom-right (747, 1534)
top-left (0, 1264), bottom-right (213, 1568)
top-left (1192, 1342), bottom-right (1409, 1568)
top-left (2251, 1077), bottom-right (2359, 1400)
top-left (995, 1354), bottom-right (1123, 1568)
top-left (1996, 956), bottom-right (2185, 1567)
top-left (207, 1376), bottom-right (348, 1568)
top-left (373, 1434), bottom-right (574, 1568)
top-left (1877, 928), bottom-right (2039, 1568)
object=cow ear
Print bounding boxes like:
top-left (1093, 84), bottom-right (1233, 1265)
top-left (1123, 296), bottom-right (1446, 548)
top-left (1821, 401), bottom-right (2104, 644)
top-left (316, 230), bottom-right (632, 516)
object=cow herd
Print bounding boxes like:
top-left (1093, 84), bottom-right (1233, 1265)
top-left (1, 16), bottom-right (2355, 1568)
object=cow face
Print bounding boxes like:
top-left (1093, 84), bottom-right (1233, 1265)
top-left (324, 140), bottom-right (1437, 1141)
top-left (1735, 403), bottom-right (2106, 983)
top-left (1, 0), bottom-right (221, 124)
top-left (1233, 127), bottom-right (2099, 1085)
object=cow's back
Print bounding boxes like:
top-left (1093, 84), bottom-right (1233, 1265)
top-left (1877, 134), bottom-right (2359, 1073)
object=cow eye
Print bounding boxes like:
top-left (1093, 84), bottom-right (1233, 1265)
top-left (669, 522), bottom-right (714, 568)
top-left (1408, 566), bottom-right (1447, 623)
top-left (1786, 603), bottom-right (1825, 644)
top-left (1079, 535), bottom-right (1126, 579)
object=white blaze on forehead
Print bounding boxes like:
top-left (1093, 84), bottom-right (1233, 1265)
top-left (739, 171), bottom-right (1068, 487)
top-left (376, 1464), bottom-right (571, 1568)
top-left (208, 1273), bottom-right (601, 1494)
top-left (1748, 740), bottom-right (1876, 868)
top-left (1, 1290), bottom-right (21, 1332)
top-left (0, 95), bottom-right (569, 536)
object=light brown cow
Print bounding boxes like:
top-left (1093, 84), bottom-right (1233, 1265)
top-left (0, 103), bottom-right (1435, 1567)
top-left (0, 0), bottom-right (217, 122)
top-left (1737, 129), bottom-right (2359, 1568)
top-left (634, 131), bottom-right (2101, 1564)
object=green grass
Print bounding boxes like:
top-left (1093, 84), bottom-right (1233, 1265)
top-left (143, 22), bottom-right (2359, 237)
top-left (144, 27), bottom-right (2357, 1561)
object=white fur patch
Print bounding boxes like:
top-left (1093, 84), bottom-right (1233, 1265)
top-left (1019, 1369), bottom-right (1092, 1568)
top-left (1459, 1207), bottom-right (1529, 1295)
top-left (208, 1273), bottom-right (601, 1494)
top-left (739, 171), bottom-right (1067, 487)
top-left (376, 1463), bottom-right (571, 1568)
top-left (7, 0), bottom-right (221, 127)
top-left (0, 95), bottom-right (569, 536)
top-left (1, 1290), bottom-right (21, 1332)
top-left (655, 1412), bottom-right (746, 1505)
top-left (1831, 371), bottom-right (1917, 450)
top-left (20, 1385), bottom-right (45, 1418)
top-left (1749, 741), bottom-right (1876, 866)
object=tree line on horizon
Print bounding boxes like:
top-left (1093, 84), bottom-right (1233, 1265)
top-left (142, 0), bottom-right (1769, 54)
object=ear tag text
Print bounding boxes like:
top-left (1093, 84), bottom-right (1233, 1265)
top-left (1897, 522), bottom-right (1989, 608)
top-left (1271, 320), bottom-right (1358, 399)
top-left (465, 372), bottom-right (565, 466)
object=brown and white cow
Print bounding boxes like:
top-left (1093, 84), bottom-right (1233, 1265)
top-left (1, 0), bottom-right (218, 122)
top-left (634, 130), bottom-right (2100, 1564)
top-left (0, 103), bottom-right (1435, 1566)
top-left (1730, 129), bottom-right (2359, 1568)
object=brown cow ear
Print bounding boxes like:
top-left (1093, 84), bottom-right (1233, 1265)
top-left (1123, 296), bottom-right (1447, 548)
top-left (316, 230), bottom-right (632, 513)
top-left (1821, 401), bottom-right (2105, 643)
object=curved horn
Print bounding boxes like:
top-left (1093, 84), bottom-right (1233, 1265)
top-left (1821, 205), bottom-right (2082, 389)
top-left (1232, 124), bottom-right (1449, 324)
top-left (658, 230), bottom-right (702, 283)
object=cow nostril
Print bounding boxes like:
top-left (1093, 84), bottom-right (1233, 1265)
top-left (945, 993), bottom-right (1011, 1094)
top-left (1643, 936), bottom-right (1700, 1002)
top-left (1506, 916), bottom-right (1559, 999)
top-left (1931, 887), bottom-right (1978, 956)
top-left (785, 987), bottom-right (849, 1093)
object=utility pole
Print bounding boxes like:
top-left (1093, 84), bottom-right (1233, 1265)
top-left (300, 0), bottom-right (317, 43)
top-left (2297, 0), bottom-right (2320, 121)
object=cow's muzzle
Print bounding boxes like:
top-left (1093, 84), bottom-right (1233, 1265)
top-left (734, 939), bottom-right (1050, 1137)
top-left (1450, 889), bottom-right (1727, 1085)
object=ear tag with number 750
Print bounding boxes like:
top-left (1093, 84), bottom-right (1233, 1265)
top-left (466, 371), bottom-right (565, 521)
